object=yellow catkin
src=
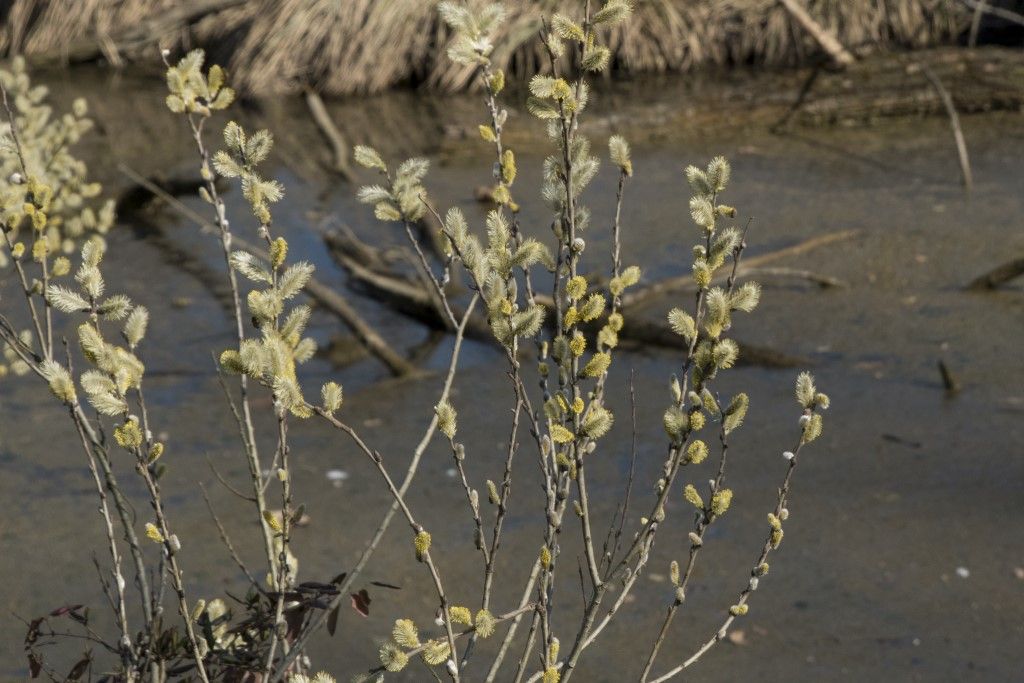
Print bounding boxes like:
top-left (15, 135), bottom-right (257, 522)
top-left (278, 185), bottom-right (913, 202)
top-left (569, 331), bottom-right (585, 358)
top-left (550, 424), bottom-right (574, 444)
top-left (144, 522), bottom-right (164, 544)
top-left (414, 530), bottom-right (432, 559)
top-left (683, 484), bottom-right (704, 510)
top-left (449, 606), bottom-right (472, 625)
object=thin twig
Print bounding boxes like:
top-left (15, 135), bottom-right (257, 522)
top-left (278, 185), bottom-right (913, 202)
top-left (918, 61), bottom-right (973, 191)
top-left (272, 295), bottom-right (480, 680)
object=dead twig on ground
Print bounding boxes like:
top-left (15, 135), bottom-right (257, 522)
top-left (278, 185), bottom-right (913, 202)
top-left (778, 0), bottom-right (856, 67)
top-left (304, 89), bottom-right (355, 181)
top-left (917, 62), bottom-right (973, 191)
top-left (965, 256), bottom-right (1024, 290)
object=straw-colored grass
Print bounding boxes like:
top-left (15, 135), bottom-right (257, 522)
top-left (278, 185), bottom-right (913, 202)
top-left (2, 1), bottom-right (970, 95)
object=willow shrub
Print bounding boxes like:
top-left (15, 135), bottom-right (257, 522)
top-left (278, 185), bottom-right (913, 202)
top-left (0, 2), bottom-right (831, 682)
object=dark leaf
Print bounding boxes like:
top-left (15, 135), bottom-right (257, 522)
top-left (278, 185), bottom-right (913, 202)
top-left (370, 580), bottom-right (402, 590)
top-left (25, 618), bottom-right (43, 646)
top-left (28, 653), bottom-right (42, 678)
top-left (67, 653), bottom-right (91, 680)
top-left (166, 663), bottom-right (195, 676)
top-left (297, 581), bottom-right (338, 593)
top-left (68, 607), bottom-right (89, 626)
top-left (326, 605), bottom-right (340, 637)
top-left (285, 604), bottom-right (306, 641)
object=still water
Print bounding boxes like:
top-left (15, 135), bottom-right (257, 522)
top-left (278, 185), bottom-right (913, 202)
top-left (0, 67), bottom-right (1022, 681)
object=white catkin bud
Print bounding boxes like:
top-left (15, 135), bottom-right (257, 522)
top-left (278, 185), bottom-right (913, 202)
top-left (169, 535), bottom-right (181, 552)
top-left (9, 172), bottom-right (24, 184)
top-left (675, 586), bottom-right (686, 602)
top-left (161, 48), bottom-right (171, 58)
top-left (782, 451), bottom-right (795, 460)
top-left (571, 237), bottom-right (585, 253)
top-left (779, 508), bottom-right (789, 521)
top-left (670, 375), bottom-right (682, 402)
top-left (799, 414), bottom-right (811, 426)
top-left (446, 660), bottom-right (458, 677)
top-left (749, 577), bottom-right (759, 591)
top-left (117, 574), bottom-right (126, 592)
top-left (435, 615), bottom-right (445, 626)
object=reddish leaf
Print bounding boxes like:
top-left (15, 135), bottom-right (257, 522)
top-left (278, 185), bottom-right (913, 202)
top-left (49, 604), bottom-right (83, 617)
top-left (350, 589), bottom-right (371, 617)
top-left (326, 605), bottom-right (340, 636)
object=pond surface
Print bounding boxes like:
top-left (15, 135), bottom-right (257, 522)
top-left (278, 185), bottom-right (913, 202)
top-left (1, 66), bottom-right (1022, 681)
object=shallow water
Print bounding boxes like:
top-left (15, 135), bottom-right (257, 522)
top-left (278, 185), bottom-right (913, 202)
top-left (1, 68), bottom-right (1022, 681)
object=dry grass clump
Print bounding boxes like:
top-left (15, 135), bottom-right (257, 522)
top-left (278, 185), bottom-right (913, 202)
top-left (2, 0), bottom-right (968, 95)
top-left (2, 0), bottom-right (179, 56)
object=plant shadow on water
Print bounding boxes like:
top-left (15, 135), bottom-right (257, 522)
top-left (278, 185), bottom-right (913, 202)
top-left (1, 63), bottom-right (1022, 681)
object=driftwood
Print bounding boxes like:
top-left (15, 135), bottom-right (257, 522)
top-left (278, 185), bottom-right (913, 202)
top-left (323, 229), bottom-right (811, 368)
top-left (304, 90), bottom-right (355, 181)
top-left (621, 229), bottom-right (859, 309)
top-left (116, 165), bottom-right (419, 377)
top-left (917, 62), bottom-right (974, 190)
top-left (778, 0), bottom-right (856, 67)
top-left (965, 257), bottom-right (1024, 290)
top-left (742, 266), bottom-right (845, 288)
top-left (31, 0), bottom-right (246, 65)
top-left (775, 48), bottom-right (1024, 128)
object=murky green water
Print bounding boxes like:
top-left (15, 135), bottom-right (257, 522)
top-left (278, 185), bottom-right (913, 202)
top-left (1, 67), bottom-right (1022, 681)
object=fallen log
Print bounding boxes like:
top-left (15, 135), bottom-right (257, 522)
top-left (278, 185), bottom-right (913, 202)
top-left (775, 48), bottom-right (1024, 128)
top-left (621, 229), bottom-right (859, 308)
top-left (965, 256), bottom-right (1024, 290)
top-left (324, 229), bottom-right (811, 368)
top-left (117, 165), bottom-right (419, 377)
top-left (742, 266), bottom-right (845, 288)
